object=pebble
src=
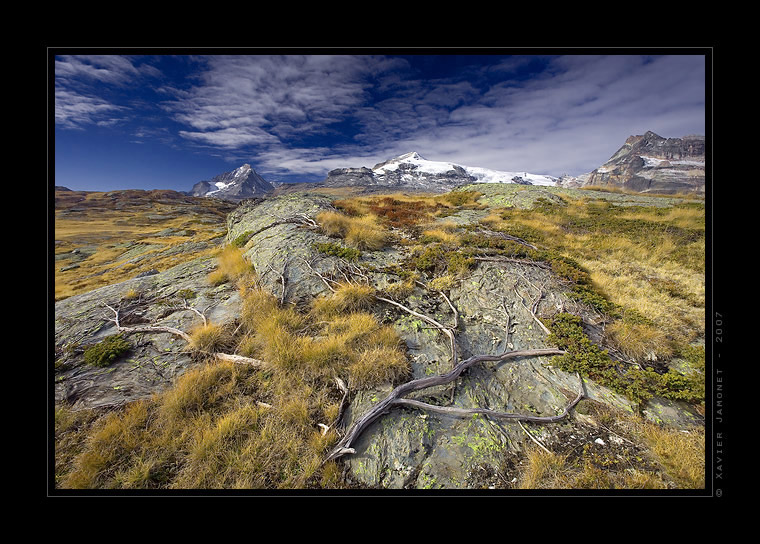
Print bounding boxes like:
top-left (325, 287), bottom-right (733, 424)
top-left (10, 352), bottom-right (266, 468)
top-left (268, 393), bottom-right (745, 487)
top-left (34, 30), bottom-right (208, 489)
top-left (594, 438), bottom-right (606, 446)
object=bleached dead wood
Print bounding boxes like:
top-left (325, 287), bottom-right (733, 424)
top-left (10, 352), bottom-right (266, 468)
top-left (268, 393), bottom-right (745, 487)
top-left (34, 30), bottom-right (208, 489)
top-left (104, 303), bottom-right (267, 368)
top-left (215, 352), bottom-right (269, 368)
top-left (375, 295), bottom-right (458, 367)
top-left (104, 303), bottom-right (193, 342)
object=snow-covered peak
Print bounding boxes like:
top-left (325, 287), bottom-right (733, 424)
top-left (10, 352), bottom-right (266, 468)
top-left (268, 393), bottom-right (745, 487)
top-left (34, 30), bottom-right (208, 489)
top-left (233, 164), bottom-right (252, 177)
top-left (396, 151), bottom-right (425, 161)
top-left (372, 152), bottom-right (557, 186)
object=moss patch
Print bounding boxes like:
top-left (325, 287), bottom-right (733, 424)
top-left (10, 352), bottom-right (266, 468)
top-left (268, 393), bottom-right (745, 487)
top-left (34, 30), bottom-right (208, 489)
top-left (83, 334), bottom-right (131, 368)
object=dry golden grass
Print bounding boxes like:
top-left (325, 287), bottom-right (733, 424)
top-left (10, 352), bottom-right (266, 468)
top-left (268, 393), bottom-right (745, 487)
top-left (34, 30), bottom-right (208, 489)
top-left (637, 423), bottom-right (705, 488)
top-left (316, 211), bottom-right (388, 250)
top-left (512, 401), bottom-right (704, 490)
top-left (55, 277), bottom-right (412, 489)
top-left (310, 282), bottom-right (377, 316)
top-left (208, 245), bottom-right (255, 286)
top-left (57, 359), bottom-right (348, 490)
top-left (487, 196), bottom-right (705, 361)
top-left (421, 227), bottom-right (461, 245)
top-left (186, 322), bottom-right (230, 353)
top-left (516, 447), bottom-right (569, 489)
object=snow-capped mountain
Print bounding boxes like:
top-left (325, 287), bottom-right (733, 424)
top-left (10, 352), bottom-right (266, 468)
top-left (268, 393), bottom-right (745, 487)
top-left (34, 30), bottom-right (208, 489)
top-left (322, 152), bottom-right (558, 192)
top-left (189, 164), bottom-right (274, 201)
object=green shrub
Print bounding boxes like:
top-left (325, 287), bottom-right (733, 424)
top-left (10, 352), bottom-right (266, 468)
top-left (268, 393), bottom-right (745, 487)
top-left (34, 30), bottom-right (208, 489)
top-left (83, 334), bottom-right (131, 367)
top-left (313, 242), bottom-right (362, 261)
top-left (546, 313), bottom-right (703, 407)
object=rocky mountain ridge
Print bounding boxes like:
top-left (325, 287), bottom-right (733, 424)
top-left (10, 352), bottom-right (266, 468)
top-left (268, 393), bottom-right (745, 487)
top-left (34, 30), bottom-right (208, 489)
top-left (186, 131), bottom-right (705, 201)
top-left (560, 131), bottom-right (705, 195)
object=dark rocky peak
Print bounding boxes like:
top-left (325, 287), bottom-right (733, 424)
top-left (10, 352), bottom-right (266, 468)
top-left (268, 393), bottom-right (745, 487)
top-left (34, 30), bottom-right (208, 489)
top-left (189, 163), bottom-right (274, 201)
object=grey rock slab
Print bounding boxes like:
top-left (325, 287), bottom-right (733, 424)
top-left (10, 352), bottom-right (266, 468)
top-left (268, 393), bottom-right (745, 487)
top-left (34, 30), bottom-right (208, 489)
top-left (54, 256), bottom-right (240, 410)
top-left (339, 260), bottom-right (637, 489)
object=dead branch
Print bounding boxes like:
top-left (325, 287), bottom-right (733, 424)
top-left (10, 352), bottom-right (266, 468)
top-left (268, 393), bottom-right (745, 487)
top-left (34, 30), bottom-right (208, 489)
top-left (331, 377), bottom-right (350, 431)
top-left (325, 347), bottom-right (569, 461)
top-left (303, 258), bottom-right (338, 292)
top-left (301, 262), bottom-right (582, 465)
top-left (394, 370), bottom-right (582, 424)
top-left (245, 214), bottom-right (320, 240)
top-left (104, 303), bottom-right (192, 343)
top-left (473, 256), bottom-right (551, 269)
top-left (215, 352), bottom-right (269, 368)
top-left (182, 299), bottom-right (207, 327)
top-left (518, 420), bottom-right (553, 454)
top-left (104, 303), bottom-right (268, 369)
top-left (514, 287), bottom-right (551, 336)
top-left (499, 299), bottom-right (513, 354)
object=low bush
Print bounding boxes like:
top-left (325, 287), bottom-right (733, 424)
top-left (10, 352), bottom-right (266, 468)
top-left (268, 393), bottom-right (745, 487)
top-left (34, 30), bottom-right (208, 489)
top-left (547, 313), bottom-right (703, 406)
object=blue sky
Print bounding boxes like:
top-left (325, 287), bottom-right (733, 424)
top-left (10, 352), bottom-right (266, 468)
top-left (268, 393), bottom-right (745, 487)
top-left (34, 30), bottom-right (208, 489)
top-left (52, 51), bottom-right (707, 192)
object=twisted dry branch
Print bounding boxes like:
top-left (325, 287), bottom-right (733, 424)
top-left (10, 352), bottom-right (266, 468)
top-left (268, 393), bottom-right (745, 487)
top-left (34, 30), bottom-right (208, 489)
top-left (325, 348), bottom-right (570, 461)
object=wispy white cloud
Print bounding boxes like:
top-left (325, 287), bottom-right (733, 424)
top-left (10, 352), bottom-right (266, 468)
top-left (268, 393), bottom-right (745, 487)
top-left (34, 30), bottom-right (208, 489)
top-left (54, 86), bottom-right (125, 130)
top-left (54, 55), bottom-right (162, 130)
top-left (350, 54), bottom-right (706, 175)
top-left (167, 55), bottom-right (400, 147)
top-left (55, 55), bottom-right (161, 86)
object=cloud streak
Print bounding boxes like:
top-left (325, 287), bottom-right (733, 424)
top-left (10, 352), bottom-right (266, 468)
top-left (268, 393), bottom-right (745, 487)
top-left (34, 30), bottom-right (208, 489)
top-left (167, 55), bottom-right (407, 145)
top-left (54, 55), bottom-right (162, 130)
top-left (54, 86), bottom-right (125, 130)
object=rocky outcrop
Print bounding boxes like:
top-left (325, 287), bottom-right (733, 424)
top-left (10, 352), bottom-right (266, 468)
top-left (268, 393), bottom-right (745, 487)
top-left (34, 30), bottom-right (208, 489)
top-left (581, 131), bottom-right (705, 195)
top-left (222, 192), bottom-right (702, 489)
top-left (321, 167), bottom-right (379, 189)
top-left (320, 159), bottom-right (475, 193)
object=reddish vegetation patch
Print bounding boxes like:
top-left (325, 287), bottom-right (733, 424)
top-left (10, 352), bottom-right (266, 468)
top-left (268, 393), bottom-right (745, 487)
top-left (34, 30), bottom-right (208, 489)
top-left (366, 198), bottom-right (443, 228)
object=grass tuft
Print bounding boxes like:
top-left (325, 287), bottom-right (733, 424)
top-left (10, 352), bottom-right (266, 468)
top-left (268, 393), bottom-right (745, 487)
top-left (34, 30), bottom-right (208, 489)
top-left (311, 283), bottom-right (376, 316)
top-left (208, 245), bottom-right (255, 286)
top-left (316, 211), bottom-right (388, 250)
top-left (186, 322), bottom-right (230, 353)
